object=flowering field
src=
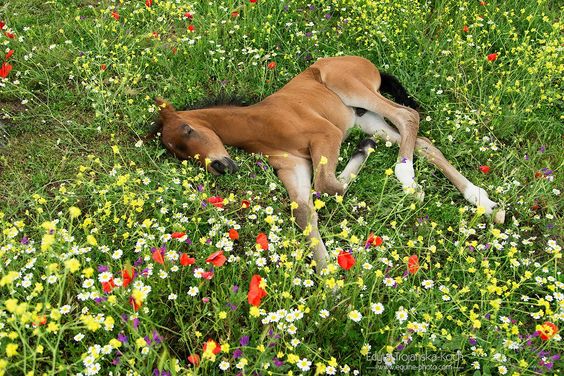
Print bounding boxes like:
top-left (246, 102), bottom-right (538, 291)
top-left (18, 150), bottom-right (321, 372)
top-left (0, 0), bottom-right (562, 375)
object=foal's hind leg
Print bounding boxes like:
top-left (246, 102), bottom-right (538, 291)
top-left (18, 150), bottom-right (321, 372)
top-left (323, 79), bottom-right (422, 195)
top-left (356, 112), bottom-right (505, 223)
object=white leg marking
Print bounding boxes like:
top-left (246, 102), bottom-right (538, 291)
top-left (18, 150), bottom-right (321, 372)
top-left (463, 184), bottom-right (497, 213)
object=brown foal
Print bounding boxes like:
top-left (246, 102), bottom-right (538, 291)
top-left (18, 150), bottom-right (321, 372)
top-left (154, 56), bottom-right (504, 272)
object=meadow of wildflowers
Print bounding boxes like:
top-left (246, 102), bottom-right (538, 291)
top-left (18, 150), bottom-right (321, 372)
top-left (0, 0), bottom-right (562, 375)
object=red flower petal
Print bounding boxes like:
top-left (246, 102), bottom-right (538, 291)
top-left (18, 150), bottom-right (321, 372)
top-left (256, 233), bottom-right (269, 250)
top-left (337, 250), bottom-right (355, 270)
top-left (187, 354), bottom-right (200, 366)
top-left (111, 11), bottom-right (120, 21)
top-left (203, 339), bottom-right (221, 354)
top-left (0, 62), bottom-right (13, 79)
top-left (207, 196), bottom-right (224, 208)
top-left (122, 268), bottom-right (135, 288)
top-left (180, 253), bottom-right (196, 266)
top-left (267, 61), bottom-right (277, 70)
top-left (152, 249), bottom-right (164, 264)
top-left (487, 53), bottom-right (497, 62)
top-left (241, 200), bottom-right (250, 209)
top-left (229, 229), bottom-right (239, 240)
top-left (171, 231), bottom-right (186, 239)
top-left (408, 255), bottom-right (420, 275)
top-left (247, 274), bottom-right (267, 306)
top-left (5, 49), bottom-right (14, 60)
top-left (101, 278), bottom-right (116, 293)
top-left (479, 165), bottom-right (490, 174)
top-left (206, 250), bottom-right (226, 267)
top-left (366, 233), bottom-right (383, 247)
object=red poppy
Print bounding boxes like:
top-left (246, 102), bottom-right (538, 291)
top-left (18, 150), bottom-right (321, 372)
top-left (462, 25), bottom-right (469, 33)
top-left (152, 249), bottom-right (164, 264)
top-left (241, 199), bottom-right (251, 209)
top-left (0, 62), bottom-right (12, 79)
top-left (188, 25), bottom-right (195, 32)
top-left (145, 0), bottom-right (153, 7)
top-left (256, 233), bottom-right (269, 250)
top-left (229, 229), bottom-right (239, 240)
top-left (152, 31), bottom-right (159, 39)
top-left (184, 12), bottom-right (193, 19)
top-left (479, 165), bottom-right (490, 174)
top-left (100, 64), bottom-right (107, 71)
top-left (201, 271), bottom-right (214, 280)
top-left (5, 49), bottom-right (14, 60)
top-left (408, 255), bottom-right (420, 275)
top-left (203, 339), bottom-right (221, 354)
top-left (267, 61), bottom-right (277, 70)
top-left (111, 11), bottom-right (120, 21)
top-left (479, 1), bottom-right (487, 5)
top-left (0, 21), bottom-right (4, 30)
top-left (337, 250), bottom-right (355, 270)
top-left (102, 278), bottom-right (116, 293)
top-left (250, 0), bottom-right (257, 3)
top-left (231, 11), bottom-right (239, 17)
top-left (366, 233), bottom-right (383, 247)
top-left (180, 253), bottom-right (196, 266)
top-left (187, 353), bottom-right (200, 366)
top-left (537, 322), bottom-right (558, 341)
top-left (4, 32), bottom-right (14, 39)
top-left (171, 231), bottom-right (186, 239)
top-left (487, 53), bottom-right (497, 62)
top-left (207, 196), bottom-right (224, 208)
top-left (247, 274), bottom-right (267, 306)
top-left (122, 268), bottom-right (135, 288)
top-left (206, 250), bottom-right (226, 267)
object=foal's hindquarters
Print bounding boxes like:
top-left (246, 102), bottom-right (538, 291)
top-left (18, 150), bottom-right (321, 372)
top-left (269, 56), bottom-right (504, 271)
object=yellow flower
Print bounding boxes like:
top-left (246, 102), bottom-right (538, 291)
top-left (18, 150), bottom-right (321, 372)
top-left (0, 271), bottom-right (19, 287)
top-left (41, 234), bottom-right (55, 251)
top-left (68, 206), bottom-right (81, 218)
top-left (249, 306), bottom-right (260, 317)
top-left (6, 343), bottom-right (18, 357)
top-left (5, 299), bottom-right (18, 313)
top-left (86, 235), bottom-right (97, 246)
top-left (319, 156), bottom-right (328, 165)
top-left (385, 168), bottom-right (393, 176)
top-left (314, 199), bottom-right (325, 210)
top-left (64, 258), bottom-right (81, 273)
top-left (109, 338), bottom-right (122, 348)
top-left (136, 337), bottom-right (147, 347)
top-left (290, 201), bottom-right (299, 210)
top-left (218, 311), bottom-right (227, 319)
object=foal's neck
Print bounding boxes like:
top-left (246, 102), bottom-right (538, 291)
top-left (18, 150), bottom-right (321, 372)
top-left (190, 105), bottom-right (260, 147)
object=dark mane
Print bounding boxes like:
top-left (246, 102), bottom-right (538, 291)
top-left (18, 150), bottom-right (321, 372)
top-left (145, 93), bottom-right (259, 141)
top-left (178, 92), bottom-right (257, 111)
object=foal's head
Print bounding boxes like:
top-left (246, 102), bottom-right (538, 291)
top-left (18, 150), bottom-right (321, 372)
top-left (155, 98), bottom-right (238, 175)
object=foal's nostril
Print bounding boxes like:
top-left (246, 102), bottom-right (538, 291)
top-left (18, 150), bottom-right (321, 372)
top-left (211, 160), bottom-right (226, 174)
top-left (224, 158), bottom-right (239, 173)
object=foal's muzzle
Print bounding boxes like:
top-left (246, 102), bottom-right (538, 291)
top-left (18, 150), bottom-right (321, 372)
top-left (211, 157), bottom-right (238, 175)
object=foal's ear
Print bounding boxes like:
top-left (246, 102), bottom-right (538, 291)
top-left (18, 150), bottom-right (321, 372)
top-left (155, 97), bottom-right (176, 112)
top-left (181, 124), bottom-right (193, 136)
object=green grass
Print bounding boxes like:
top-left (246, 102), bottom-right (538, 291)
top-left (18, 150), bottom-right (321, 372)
top-left (0, 0), bottom-right (562, 375)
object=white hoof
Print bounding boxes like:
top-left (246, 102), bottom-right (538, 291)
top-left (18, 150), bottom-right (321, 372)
top-left (395, 160), bottom-right (415, 187)
top-left (463, 184), bottom-right (498, 214)
top-left (493, 209), bottom-right (505, 224)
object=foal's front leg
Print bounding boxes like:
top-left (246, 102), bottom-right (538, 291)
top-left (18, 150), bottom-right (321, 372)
top-left (271, 156), bottom-right (330, 272)
top-left (309, 125), bottom-right (345, 196)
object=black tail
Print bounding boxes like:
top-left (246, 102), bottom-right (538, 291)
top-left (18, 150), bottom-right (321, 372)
top-left (379, 72), bottom-right (421, 113)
